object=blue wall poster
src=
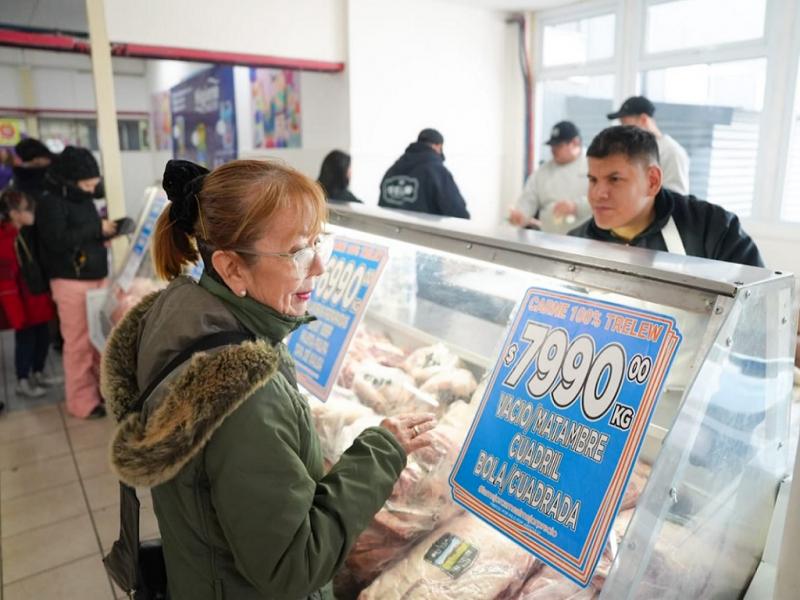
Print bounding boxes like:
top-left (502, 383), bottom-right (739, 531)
top-left (450, 287), bottom-right (682, 586)
top-left (287, 237), bottom-right (388, 401)
top-left (170, 65), bottom-right (237, 168)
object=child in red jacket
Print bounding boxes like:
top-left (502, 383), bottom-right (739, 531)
top-left (0, 189), bottom-right (57, 398)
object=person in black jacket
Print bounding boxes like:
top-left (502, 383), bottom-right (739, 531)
top-left (11, 138), bottom-right (54, 200)
top-left (569, 126), bottom-right (763, 267)
top-left (378, 128), bottom-right (470, 219)
top-left (317, 150), bottom-right (362, 203)
top-left (36, 146), bottom-right (118, 419)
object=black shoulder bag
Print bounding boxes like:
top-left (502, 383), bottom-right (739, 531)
top-left (103, 331), bottom-right (253, 600)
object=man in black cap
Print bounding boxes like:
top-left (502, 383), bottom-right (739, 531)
top-left (378, 128), bottom-right (470, 219)
top-left (11, 137), bottom-right (55, 200)
top-left (569, 125), bottom-right (762, 267)
top-left (607, 96), bottom-right (690, 194)
top-left (509, 120), bottom-right (591, 234)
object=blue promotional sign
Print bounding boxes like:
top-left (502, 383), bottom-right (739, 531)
top-left (287, 237), bottom-right (388, 401)
top-left (116, 191), bottom-right (168, 292)
top-left (450, 287), bottom-right (682, 586)
top-left (170, 65), bottom-right (237, 168)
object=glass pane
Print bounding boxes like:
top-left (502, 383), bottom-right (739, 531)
top-left (537, 74), bottom-right (615, 162)
top-left (646, 0), bottom-right (766, 54)
top-left (781, 68), bottom-right (800, 222)
top-left (542, 13), bottom-right (615, 67)
top-left (641, 59), bottom-right (767, 218)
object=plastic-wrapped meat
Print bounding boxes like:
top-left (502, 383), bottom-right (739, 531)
top-left (620, 462), bottom-right (651, 510)
top-left (403, 343), bottom-right (462, 384)
top-left (110, 277), bottom-right (164, 325)
top-left (346, 425), bottom-right (465, 586)
top-left (353, 362), bottom-right (436, 415)
top-left (359, 513), bottom-right (540, 600)
top-left (337, 328), bottom-right (407, 388)
top-left (420, 368), bottom-right (478, 407)
top-left (515, 567), bottom-right (597, 599)
top-left (309, 394), bottom-right (381, 466)
top-left (515, 527), bottom-right (618, 598)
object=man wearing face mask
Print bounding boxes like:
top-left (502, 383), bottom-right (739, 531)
top-left (569, 125), bottom-right (762, 267)
top-left (36, 146), bottom-right (119, 419)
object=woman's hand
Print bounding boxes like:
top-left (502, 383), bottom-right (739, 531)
top-left (101, 219), bottom-right (118, 238)
top-left (380, 413), bottom-right (438, 454)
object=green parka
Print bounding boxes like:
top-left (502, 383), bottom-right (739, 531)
top-left (102, 275), bottom-right (406, 599)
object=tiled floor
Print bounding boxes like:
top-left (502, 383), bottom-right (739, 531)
top-left (0, 331), bottom-right (159, 600)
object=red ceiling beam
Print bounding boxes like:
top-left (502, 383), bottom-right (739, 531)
top-left (0, 27), bottom-right (345, 73)
top-left (0, 28), bottom-right (90, 54)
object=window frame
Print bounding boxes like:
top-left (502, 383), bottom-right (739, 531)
top-left (531, 0), bottom-right (800, 227)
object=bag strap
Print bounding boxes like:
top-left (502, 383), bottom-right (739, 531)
top-left (104, 330), bottom-right (254, 594)
top-left (133, 330), bottom-right (254, 413)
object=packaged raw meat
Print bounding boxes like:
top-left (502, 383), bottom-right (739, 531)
top-left (353, 362), bottom-right (437, 415)
top-left (515, 567), bottom-right (597, 599)
top-left (620, 462), bottom-right (652, 510)
top-left (310, 394), bottom-right (382, 465)
top-left (358, 513), bottom-right (540, 600)
top-left (403, 343), bottom-right (462, 384)
top-left (337, 327), bottom-right (408, 388)
top-left (420, 368), bottom-right (478, 407)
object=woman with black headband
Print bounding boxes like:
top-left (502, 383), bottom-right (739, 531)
top-left (102, 158), bottom-right (436, 599)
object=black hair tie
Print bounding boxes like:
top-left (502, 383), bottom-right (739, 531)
top-left (162, 159), bottom-right (210, 235)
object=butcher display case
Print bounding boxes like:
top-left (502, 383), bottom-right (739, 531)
top-left (315, 204), bottom-right (797, 600)
top-left (96, 192), bottom-right (798, 599)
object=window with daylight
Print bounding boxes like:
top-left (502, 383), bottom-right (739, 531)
top-left (645, 0), bottom-right (767, 54)
top-left (781, 69), bottom-right (800, 222)
top-left (640, 58), bottom-right (767, 217)
top-left (542, 13), bottom-right (615, 68)
top-left (538, 75), bottom-right (615, 162)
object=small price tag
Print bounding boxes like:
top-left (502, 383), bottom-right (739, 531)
top-left (450, 287), bottom-right (682, 587)
top-left (287, 236), bottom-right (388, 400)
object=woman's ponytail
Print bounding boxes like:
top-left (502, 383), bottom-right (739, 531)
top-left (151, 160), bottom-right (209, 280)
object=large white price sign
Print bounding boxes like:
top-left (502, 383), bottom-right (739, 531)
top-left (451, 287), bottom-right (682, 587)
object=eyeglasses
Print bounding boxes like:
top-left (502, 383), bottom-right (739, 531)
top-left (232, 233), bottom-right (334, 278)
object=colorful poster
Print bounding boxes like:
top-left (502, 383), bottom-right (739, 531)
top-left (250, 68), bottom-right (302, 148)
top-left (450, 288), bottom-right (682, 587)
top-left (170, 66), bottom-right (237, 168)
top-left (0, 118), bottom-right (25, 147)
top-left (287, 237), bottom-right (388, 401)
top-left (151, 91), bottom-right (172, 151)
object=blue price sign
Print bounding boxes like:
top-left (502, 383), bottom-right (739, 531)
top-left (287, 237), bottom-right (388, 401)
top-left (450, 287), bottom-right (682, 587)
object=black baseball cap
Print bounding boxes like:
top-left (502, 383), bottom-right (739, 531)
top-left (607, 96), bottom-right (655, 119)
top-left (418, 128), bottom-right (444, 145)
top-left (545, 121), bottom-right (580, 145)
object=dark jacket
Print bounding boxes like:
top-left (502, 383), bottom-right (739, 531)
top-left (329, 188), bottom-right (362, 203)
top-left (102, 275), bottom-right (406, 600)
top-left (568, 187), bottom-right (764, 267)
top-left (379, 142), bottom-right (470, 219)
top-left (35, 175), bottom-right (107, 280)
top-left (11, 165), bottom-right (48, 199)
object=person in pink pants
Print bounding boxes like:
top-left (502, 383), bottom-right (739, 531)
top-left (35, 147), bottom-right (120, 419)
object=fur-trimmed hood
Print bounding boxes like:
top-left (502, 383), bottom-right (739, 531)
top-left (101, 278), bottom-right (281, 488)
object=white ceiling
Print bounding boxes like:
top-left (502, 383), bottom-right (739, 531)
top-left (441, 0), bottom-right (579, 10)
top-left (1, 0), bottom-right (88, 32)
top-left (0, 0), bottom-right (580, 35)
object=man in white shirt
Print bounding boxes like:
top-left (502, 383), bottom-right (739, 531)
top-left (509, 121), bottom-right (591, 234)
top-left (607, 96), bottom-right (690, 194)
